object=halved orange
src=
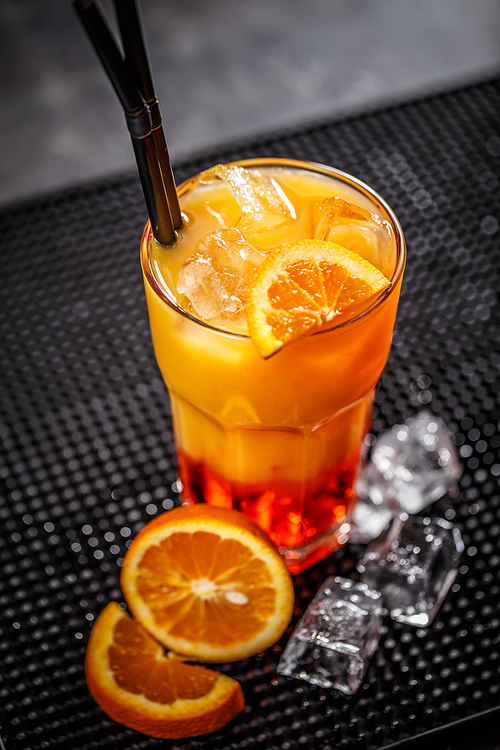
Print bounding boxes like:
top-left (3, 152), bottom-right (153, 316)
top-left (85, 602), bottom-right (244, 738)
top-left (246, 239), bottom-right (391, 357)
top-left (120, 505), bottom-right (294, 662)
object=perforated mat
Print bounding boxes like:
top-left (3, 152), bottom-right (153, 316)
top-left (1, 77), bottom-right (500, 750)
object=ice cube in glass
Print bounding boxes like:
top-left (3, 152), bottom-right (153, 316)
top-left (177, 228), bottom-right (264, 321)
top-left (199, 163), bottom-right (296, 247)
top-left (358, 515), bottom-right (464, 626)
top-left (277, 576), bottom-right (382, 694)
top-left (313, 195), bottom-right (393, 270)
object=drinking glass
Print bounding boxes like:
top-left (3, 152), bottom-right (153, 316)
top-left (141, 158), bottom-right (406, 573)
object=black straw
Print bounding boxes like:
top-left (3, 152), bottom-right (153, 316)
top-left (113, 0), bottom-right (182, 230)
top-left (73, 0), bottom-right (177, 245)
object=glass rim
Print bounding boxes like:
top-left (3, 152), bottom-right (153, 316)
top-left (141, 157), bottom-right (406, 341)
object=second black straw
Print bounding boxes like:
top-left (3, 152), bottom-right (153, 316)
top-left (73, 0), bottom-right (181, 246)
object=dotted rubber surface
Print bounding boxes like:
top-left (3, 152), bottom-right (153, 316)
top-left (1, 77), bottom-right (500, 749)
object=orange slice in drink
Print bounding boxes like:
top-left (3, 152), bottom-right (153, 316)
top-left (120, 505), bottom-right (294, 662)
top-left (85, 602), bottom-right (244, 738)
top-left (246, 239), bottom-right (391, 358)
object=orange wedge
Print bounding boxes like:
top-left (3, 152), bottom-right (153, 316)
top-left (85, 602), bottom-right (244, 738)
top-left (246, 239), bottom-right (391, 358)
top-left (120, 505), bottom-right (294, 662)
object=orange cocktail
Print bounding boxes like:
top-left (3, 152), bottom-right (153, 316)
top-left (141, 158), bottom-right (405, 573)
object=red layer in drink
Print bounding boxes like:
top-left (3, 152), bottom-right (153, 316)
top-left (177, 449), bottom-right (358, 573)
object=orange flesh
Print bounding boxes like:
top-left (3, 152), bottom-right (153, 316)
top-left (135, 531), bottom-right (276, 646)
top-left (264, 257), bottom-right (379, 345)
top-left (109, 614), bottom-right (217, 703)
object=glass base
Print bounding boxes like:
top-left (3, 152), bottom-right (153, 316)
top-left (177, 451), bottom-right (356, 574)
top-left (277, 518), bottom-right (352, 574)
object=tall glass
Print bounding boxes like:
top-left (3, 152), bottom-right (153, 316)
top-left (141, 158), bottom-right (406, 573)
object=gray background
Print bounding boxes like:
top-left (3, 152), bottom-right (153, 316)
top-left (1, 0), bottom-right (500, 206)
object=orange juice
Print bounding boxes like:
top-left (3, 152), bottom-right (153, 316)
top-left (141, 159), bottom-right (405, 573)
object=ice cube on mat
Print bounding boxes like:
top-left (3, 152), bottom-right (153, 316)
top-left (350, 461), bottom-right (399, 544)
top-left (371, 411), bottom-right (462, 515)
top-left (277, 576), bottom-right (382, 695)
top-left (358, 515), bottom-right (464, 627)
top-left (351, 411), bottom-right (463, 544)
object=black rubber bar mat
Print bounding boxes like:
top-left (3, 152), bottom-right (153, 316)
top-left (1, 75), bottom-right (500, 750)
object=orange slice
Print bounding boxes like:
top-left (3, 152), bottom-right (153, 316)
top-left (246, 239), bottom-right (391, 358)
top-left (85, 602), bottom-right (244, 738)
top-left (120, 505), bottom-right (294, 662)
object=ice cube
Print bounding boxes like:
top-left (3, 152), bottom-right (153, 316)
top-left (350, 461), bottom-right (399, 545)
top-left (200, 163), bottom-right (296, 247)
top-left (351, 412), bottom-right (462, 544)
top-left (358, 515), bottom-right (464, 627)
top-left (371, 411), bottom-right (463, 515)
top-left (200, 163), bottom-right (295, 218)
top-left (177, 228), bottom-right (264, 321)
top-left (277, 577), bottom-right (382, 694)
top-left (313, 196), bottom-right (393, 269)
